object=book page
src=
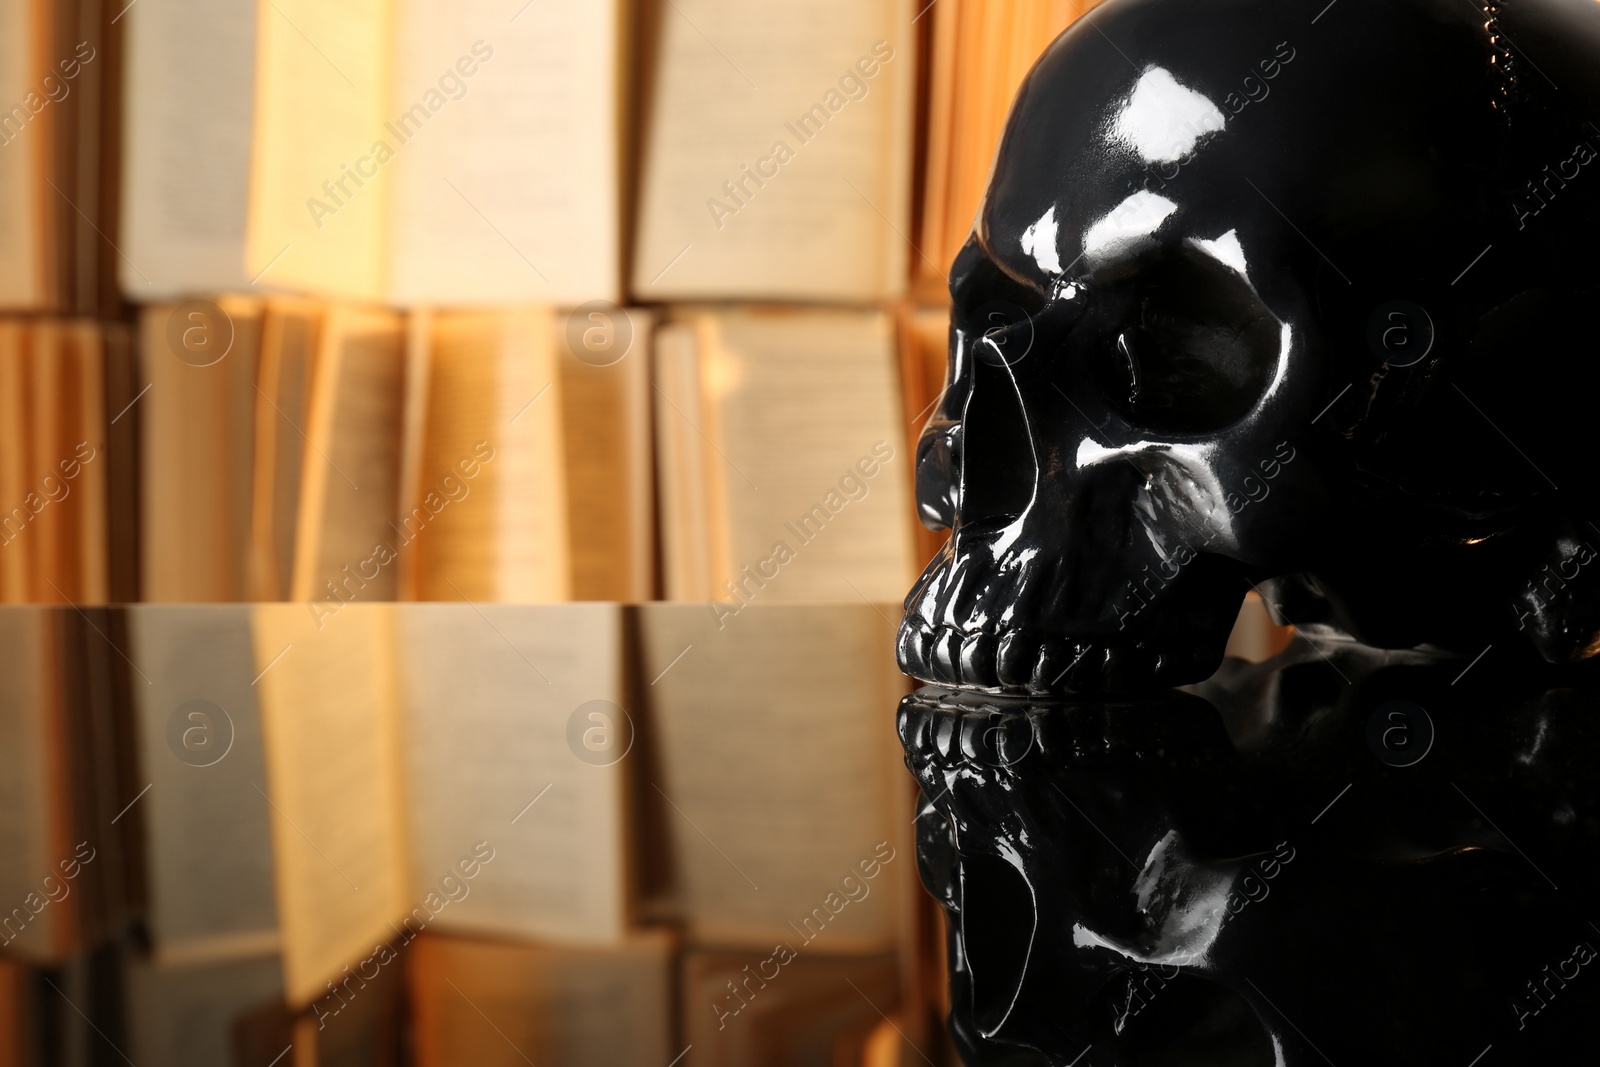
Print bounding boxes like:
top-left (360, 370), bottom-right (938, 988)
top-left (408, 309), bottom-right (568, 602)
top-left (384, 1), bottom-right (621, 304)
top-left (632, 0), bottom-right (913, 301)
top-left (683, 950), bottom-right (900, 1067)
top-left (248, 299), bottom-right (324, 601)
top-left (408, 932), bottom-right (673, 1067)
top-left (560, 308), bottom-right (654, 601)
top-left (0, 607), bottom-right (59, 961)
top-left (246, 0), bottom-right (390, 299)
top-left (0, 0), bottom-right (46, 309)
top-left (140, 299), bottom-right (262, 601)
top-left (652, 324), bottom-right (712, 600)
top-left (699, 308), bottom-right (916, 602)
top-left (290, 305), bottom-right (406, 604)
top-left (64, 322), bottom-right (106, 602)
top-left (127, 605), bottom-right (278, 963)
top-left (119, 0), bottom-right (257, 297)
top-left (637, 603), bottom-right (909, 950)
top-left (24, 323), bottom-right (63, 600)
top-left (0, 321), bottom-right (30, 600)
top-left (101, 324), bottom-right (138, 601)
top-left (397, 604), bottom-right (628, 944)
top-left (250, 603), bottom-right (411, 1007)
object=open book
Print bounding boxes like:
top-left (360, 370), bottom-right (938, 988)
top-left (632, 0), bottom-right (914, 301)
top-left (250, 602), bottom-right (633, 1007)
top-left (403, 307), bottom-right (655, 603)
top-left (682, 949), bottom-right (903, 1067)
top-left (243, 0), bottom-right (627, 304)
top-left (408, 932), bottom-right (674, 1067)
top-left (140, 299), bottom-right (263, 602)
top-left (654, 307), bottom-right (915, 603)
top-left (636, 603), bottom-right (911, 952)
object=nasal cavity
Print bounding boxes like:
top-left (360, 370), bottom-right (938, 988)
top-left (957, 358), bottom-right (1039, 528)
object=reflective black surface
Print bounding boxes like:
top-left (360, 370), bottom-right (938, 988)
top-left (897, 1), bottom-right (1600, 1058)
top-left (904, 641), bottom-right (1600, 1065)
top-left (898, 0), bottom-right (1600, 697)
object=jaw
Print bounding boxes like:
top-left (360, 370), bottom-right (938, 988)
top-left (897, 530), bottom-right (1248, 696)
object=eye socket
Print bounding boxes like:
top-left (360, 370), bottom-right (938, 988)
top-left (1093, 251), bottom-right (1282, 435)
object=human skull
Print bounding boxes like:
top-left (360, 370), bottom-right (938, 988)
top-left (898, 0), bottom-right (1600, 696)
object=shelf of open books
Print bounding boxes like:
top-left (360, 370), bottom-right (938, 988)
top-left (0, 1), bottom-right (1114, 1064)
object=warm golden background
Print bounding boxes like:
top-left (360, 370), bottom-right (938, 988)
top-left (0, 1), bottom-right (1286, 1065)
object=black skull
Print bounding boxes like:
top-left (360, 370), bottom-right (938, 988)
top-left (898, 0), bottom-right (1600, 696)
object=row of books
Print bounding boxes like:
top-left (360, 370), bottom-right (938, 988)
top-left (0, 601), bottom-right (932, 1065)
top-left (3, 932), bottom-right (912, 1067)
top-left (1, 0), bottom-right (1100, 311)
top-left (0, 302), bottom-right (946, 605)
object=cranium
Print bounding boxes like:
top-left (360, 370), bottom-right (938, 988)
top-left (898, 0), bottom-right (1600, 696)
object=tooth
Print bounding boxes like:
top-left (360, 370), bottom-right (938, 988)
top-left (1033, 639), bottom-right (1071, 693)
top-left (895, 623), bottom-right (919, 674)
top-left (899, 620), bottom-right (934, 678)
top-left (959, 632), bottom-right (996, 687)
top-left (958, 710), bottom-right (986, 763)
top-left (897, 696), bottom-right (933, 754)
top-left (996, 630), bottom-right (1035, 688)
top-left (1063, 645), bottom-right (1108, 693)
top-left (933, 709), bottom-right (960, 760)
top-left (932, 628), bottom-right (962, 681)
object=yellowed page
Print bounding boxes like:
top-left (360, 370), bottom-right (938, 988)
top-left (0, 0), bottom-right (47, 309)
top-left (653, 323), bottom-right (712, 600)
top-left (66, 322), bottom-right (106, 602)
top-left (397, 604), bottom-right (628, 944)
top-left (290, 305), bottom-right (406, 605)
top-left (248, 298), bottom-right (324, 601)
top-left (0, 321), bottom-right (31, 600)
top-left (637, 603), bottom-right (909, 950)
top-left (393, 307), bottom-right (430, 599)
top-left (408, 308), bottom-right (568, 602)
top-left (251, 602), bottom-right (410, 1007)
top-left (25, 323), bottom-right (64, 600)
top-left (119, 0), bottom-right (257, 297)
top-left (559, 308), bottom-right (653, 601)
top-left (632, 0), bottom-right (913, 301)
top-left (0, 607), bottom-right (59, 960)
top-left (246, 0), bottom-right (390, 299)
top-left (697, 308), bottom-right (915, 602)
top-left (409, 931), bottom-right (673, 1067)
top-left (140, 299), bottom-right (262, 601)
top-left (682, 950), bottom-right (901, 1067)
top-left (127, 605), bottom-right (278, 963)
top-left (384, 1), bottom-right (621, 304)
